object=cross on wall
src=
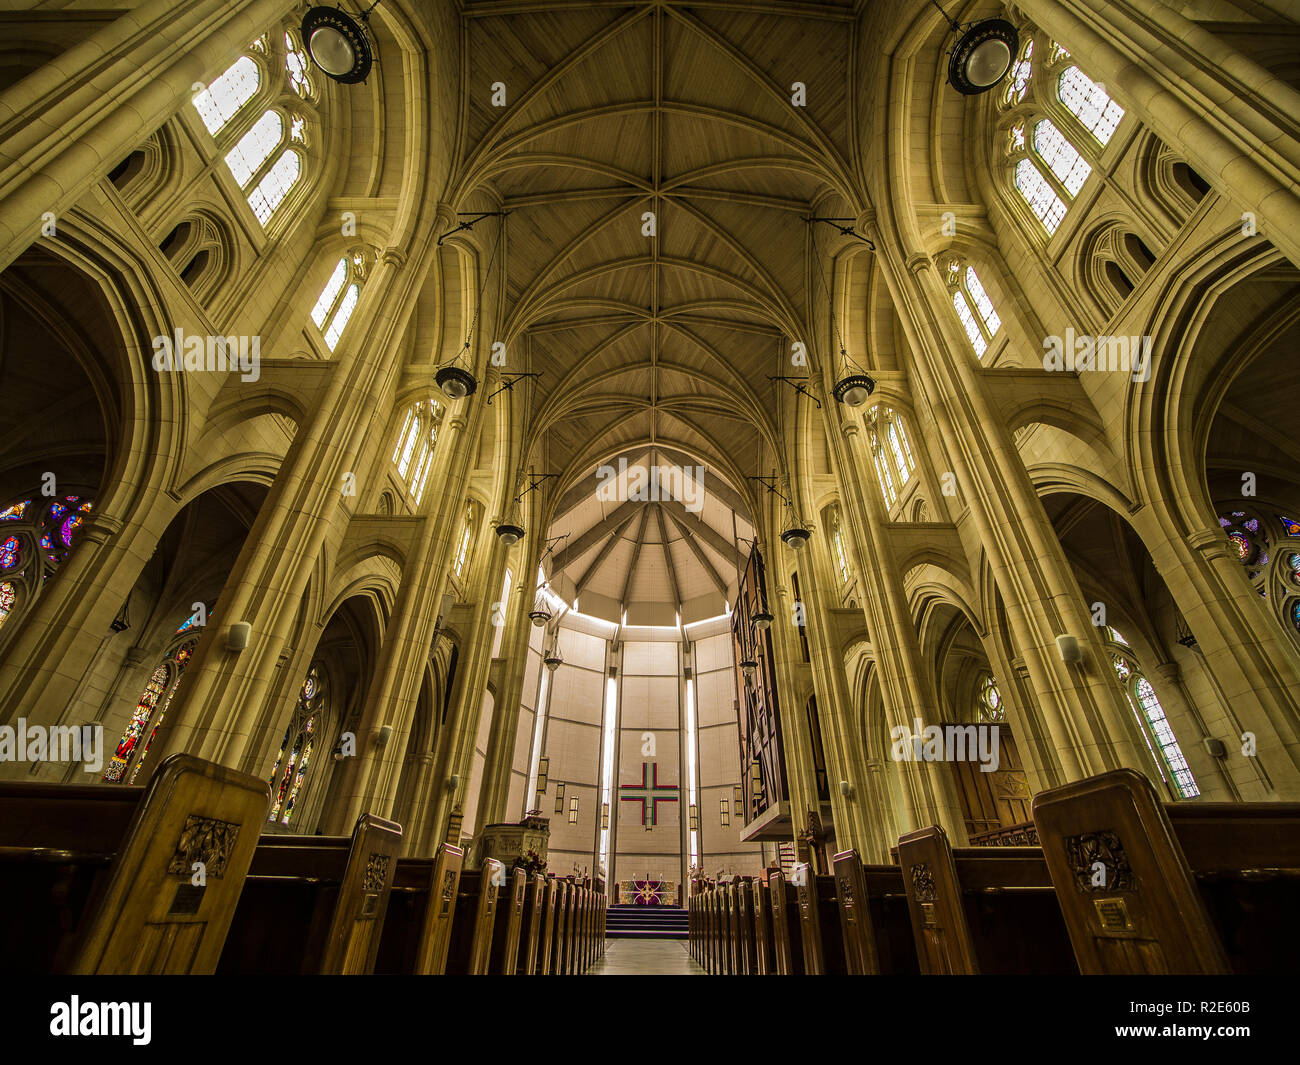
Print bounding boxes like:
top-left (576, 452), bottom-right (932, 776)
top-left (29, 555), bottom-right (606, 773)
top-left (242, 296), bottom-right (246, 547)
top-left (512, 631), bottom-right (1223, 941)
top-left (618, 761), bottom-right (678, 829)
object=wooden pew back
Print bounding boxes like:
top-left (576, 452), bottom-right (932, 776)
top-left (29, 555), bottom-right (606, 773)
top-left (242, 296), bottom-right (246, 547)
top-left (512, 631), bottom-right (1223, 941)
top-left (767, 870), bottom-right (804, 974)
top-left (445, 857), bottom-right (506, 975)
top-left (0, 756), bottom-right (271, 975)
top-left (750, 878), bottom-right (775, 975)
top-left (375, 842), bottom-right (462, 974)
top-left (1033, 769), bottom-right (1229, 974)
top-left (792, 862), bottom-right (847, 975)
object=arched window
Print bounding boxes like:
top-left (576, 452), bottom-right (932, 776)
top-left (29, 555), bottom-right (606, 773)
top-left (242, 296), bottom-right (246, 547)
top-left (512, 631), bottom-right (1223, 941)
top-left (453, 508), bottom-right (474, 579)
top-left (947, 261), bottom-right (1002, 359)
top-left (284, 31), bottom-right (313, 99)
top-left (192, 55), bottom-right (261, 135)
top-left (1003, 39), bottom-right (1033, 106)
top-left (191, 33), bottom-right (309, 229)
top-left (1000, 37), bottom-right (1117, 239)
top-left (103, 635), bottom-right (199, 783)
top-left (866, 407), bottom-right (916, 508)
top-left (1106, 643), bottom-right (1199, 799)
top-left (976, 674), bottom-right (1005, 723)
top-left (391, 396), bottom-right (445, 504)
top-left (0, 494), bottom-right (93, 642)
top-left (1057, 65), bottom-right (1125, 146)
top-left (247, 147), bottom-right (302, 225)
top-left (269, 666), bottom-right (328, 825)
top-left (830, 508), bottom-right (850, 584)
top-left (311, 251), bottom-right (371, 352)
top-left (224, 110), bottom-right (282, 185)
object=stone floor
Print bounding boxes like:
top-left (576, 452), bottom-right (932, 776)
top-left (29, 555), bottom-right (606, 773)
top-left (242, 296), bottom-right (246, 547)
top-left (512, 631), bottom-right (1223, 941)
top-left (587, 938), bottom-right (707, 975)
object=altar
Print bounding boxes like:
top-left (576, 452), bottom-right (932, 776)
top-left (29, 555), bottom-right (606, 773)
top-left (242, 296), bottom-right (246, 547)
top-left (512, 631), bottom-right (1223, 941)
top-left (616, 878), bottom-right (678, 906)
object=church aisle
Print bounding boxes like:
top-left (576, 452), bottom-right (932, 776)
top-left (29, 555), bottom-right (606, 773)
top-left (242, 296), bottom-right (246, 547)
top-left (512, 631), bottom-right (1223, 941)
top-left (587, 939), bottom-right (706, 976)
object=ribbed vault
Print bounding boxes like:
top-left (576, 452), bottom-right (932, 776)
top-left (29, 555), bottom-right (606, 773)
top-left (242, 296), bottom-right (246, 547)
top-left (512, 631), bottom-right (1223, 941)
top-left (453, 0), bottom-right (862, 483)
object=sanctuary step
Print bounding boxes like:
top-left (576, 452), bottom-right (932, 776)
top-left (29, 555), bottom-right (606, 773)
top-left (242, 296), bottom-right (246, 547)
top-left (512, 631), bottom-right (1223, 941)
top-left (606, 903), bottom-right (688, 939)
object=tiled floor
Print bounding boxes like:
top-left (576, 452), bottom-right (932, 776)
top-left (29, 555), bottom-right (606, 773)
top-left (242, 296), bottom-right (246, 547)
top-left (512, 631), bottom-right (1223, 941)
top-left (587, 938), bottom-right (707, 975)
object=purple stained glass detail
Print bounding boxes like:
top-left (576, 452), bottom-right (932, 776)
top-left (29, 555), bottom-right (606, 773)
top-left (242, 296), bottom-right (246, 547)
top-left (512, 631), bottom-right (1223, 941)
top-left (1243, 518), bottom-right (1259, 532)
top-left (1218, 517), bottom-right (1231, 527)
top-left (0, 536), bottom-right (19, 569)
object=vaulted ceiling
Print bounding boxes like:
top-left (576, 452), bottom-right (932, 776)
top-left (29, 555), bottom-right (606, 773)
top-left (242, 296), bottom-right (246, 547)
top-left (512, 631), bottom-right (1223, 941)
top-left (452, 0), bottom-right (863, 494)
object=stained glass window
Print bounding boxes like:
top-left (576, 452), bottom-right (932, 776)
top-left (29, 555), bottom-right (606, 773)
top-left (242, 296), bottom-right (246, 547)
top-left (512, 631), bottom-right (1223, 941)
top-left (1134, 678), bottom-right (1199, 798)
top-left (0, 501), bottom-right (28, 521)
top-left (103, 665), bottom-right (169, 782)
top-left (1033, 119), bottom-right (1092, 197)
top-left (268, 668), bottom-right (326, 825)
top-left (0, 582), bottom-right (14, 632)
top-left (102, 639), bottom-right (198, 783)
top-left (1279, 515), bottom-right (1300, 537)
top-left (1110, 653), bottom-right (1198, 798)
top-left (248, 149), bottom-right (301, 224)
top-left (127, 642), bottom-right (195, 783)
top-left (1058, 66), bottom-right (1125, 146)
top-left (977, 675), bottom-right (1004, 723)
top-left (0, 536), bottom-right (19, 570)
top-left (192, 56), bottom-right (261, 136)
top-left (1015, 158), bottom-right (1068, 234)
top-left (225, 109), bottom-right (283, 187)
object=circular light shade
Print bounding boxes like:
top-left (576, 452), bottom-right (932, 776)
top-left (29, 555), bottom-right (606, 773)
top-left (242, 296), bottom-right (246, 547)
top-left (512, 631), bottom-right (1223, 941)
top-left (781, 527), bottom-right (811, 550)
top-left (301, 7), bottom-right (373, 84)
top-left (529, 608), bottom-right (552, 627)
top-left (832, 372), bottom-right (876, 408)
top-left (496, 522), bottom-right (525, 546)
top-left (544, 653), bottom-right (563, 672)
top-left (739, 659), bottom-right (758, 680)
top-left (751, 610), bottom-right (774, 632)
top-left (948, 19), bottom-right (1018, 95)
top-left (435, 364), bottom-right (478, 400)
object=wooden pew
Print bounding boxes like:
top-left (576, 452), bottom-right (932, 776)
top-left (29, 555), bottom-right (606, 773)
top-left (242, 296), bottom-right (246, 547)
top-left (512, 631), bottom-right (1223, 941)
top-left (375, 842), bottom-right (463, 974)
top-left (1033, 768), bottom-right (1300, 975)
top-left (831, 849), bottom-right (920, 975)
top-left (443, 856), bottom-right (506, 975)
top-left (517, 871), bottom-right (547, 975)
top-left (791, 862), bottom-right (848, 974)
top-left (550, 878), bottom-right (570, 975)
top-left (896, 826), bottom-right (1074, 975)
top-left (537, 875), bottom-right (557, 975)
top-left (485, 866), bottom-right (528, 974)
top-left (750, 878), bottom-right (776, 974)
top-left (0, 753), bottom-right (269, 974)
top-left (218, 811), bottom-right (403, 975)
top-left (767, 869), bottom-right (805, 974)
top-left (731, 877), bottom-right (757, 974)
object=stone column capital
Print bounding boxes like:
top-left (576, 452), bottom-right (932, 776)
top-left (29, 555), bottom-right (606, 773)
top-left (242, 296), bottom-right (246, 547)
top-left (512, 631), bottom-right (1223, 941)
top-left (1187, 526), bottom-right (1232, 562)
